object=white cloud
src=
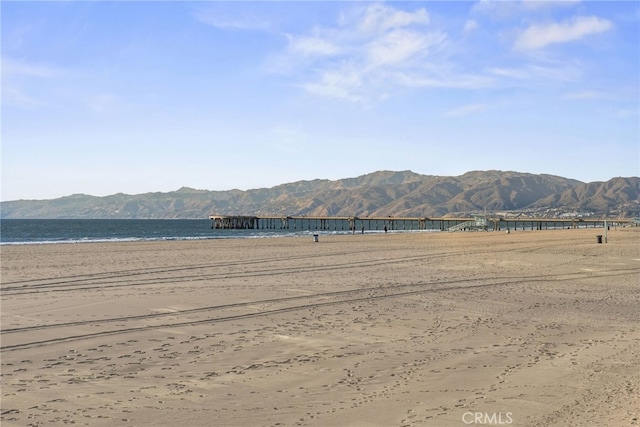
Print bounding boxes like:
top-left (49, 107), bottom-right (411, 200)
top-left (355, 3), bottom-right (430, 34)
top-left (394, 70), bottom-right (495, 90)
top-left (193, 8), bottom-right (272, 32)
top-left (300, 66), bottom-right (366, 103)
top-left (273, 4), bottom-right (454, 103)
top-left (463, 19), bottom-right (478, 33)
top-left (514, 16), bottom-right (613, 50)
top-left (488, 63), bottom-right (582, 83)
top-left (269, 3), bottom-right (612, 104)
top-left (365, 29), bottom-right (435, 67)
top-left (288, 35), bottom-right (342, 57)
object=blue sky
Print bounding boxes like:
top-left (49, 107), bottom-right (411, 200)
top-left (2, 1), bottom-right (639, 201)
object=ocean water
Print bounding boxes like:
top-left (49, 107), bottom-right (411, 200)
top-left (1, 218), bottom-right (596, 245)
top-left (0, 219), bottom-right (311, 245)
top-left (0, 218), bottom-right (432, 245)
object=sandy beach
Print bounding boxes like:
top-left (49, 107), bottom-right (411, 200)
top-left (1, 228), bottom-right (638, 426)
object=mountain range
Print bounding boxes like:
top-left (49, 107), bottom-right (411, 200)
top-left (1, 170), bottom-right (638, 219)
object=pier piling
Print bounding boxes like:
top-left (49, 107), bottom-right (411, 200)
top-left (209, 216), bottom-right (628, 232)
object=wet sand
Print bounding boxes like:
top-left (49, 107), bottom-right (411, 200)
top-left (1, 228), bottom-right (639, 426)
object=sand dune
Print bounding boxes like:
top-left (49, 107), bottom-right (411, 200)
top-left (1, 228), bottom-right (638, 426)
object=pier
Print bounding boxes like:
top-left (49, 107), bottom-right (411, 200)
top-left (210, 215), bottom-right (632, 232)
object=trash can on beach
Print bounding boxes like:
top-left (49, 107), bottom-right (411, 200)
top-left (596, 235), bottom-right (603, 244)
top-left (313, 234), bottom-right (319, 243)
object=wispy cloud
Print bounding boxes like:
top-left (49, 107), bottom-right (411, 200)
top-left (2, 85), bottom-right (43, 108)
top-left (299, 65), bottom-right (367, 104)
top-left (472, 0), bottom-right (581, 19)
top-left (201, 2), bottom-right (621, 106)
top-left (287, 35), bottom-right (343, 57)
top-left (88, 94), bottom-right (118, 114)
top-left (2, 56), bottom-right (62, 78)
top-left (353, 3), bottom-right (430, 33)
top-left (3, 57), bottom-right (121, 114)
top-left (561, 90), bottom-right (606, 100)
top-left (393, 70), bottom-right (495, 90)
top-left (514, 16), bottom-right (613, 50)
top-left (193, 8), bottom-right (272, 32)
top-left (488, 63), bottom-right (582, 83)
top-left (463, 19), bottom-right (478, 34)
top-left (366, 29), bottom-right (438, 67)
top-left (271, 4), bottom-right (456, 103)
top-left (2, 57), bottom-right (64, 107)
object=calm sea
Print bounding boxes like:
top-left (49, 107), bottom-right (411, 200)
top-left (0, 219), bottom-right (311, 245)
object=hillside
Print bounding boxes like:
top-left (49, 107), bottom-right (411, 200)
top-left (1, 171), bottom-right (638, 219)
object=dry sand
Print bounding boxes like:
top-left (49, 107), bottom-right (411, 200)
top-left (1, 227), bottom-right (638, 427)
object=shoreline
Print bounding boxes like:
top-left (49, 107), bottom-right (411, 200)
top-left (2, 228), bottom-right (638, 426)
top-left (0, 225), bottom-right (624, 246)
top-left (0, 228), bottom-right (434, 245)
